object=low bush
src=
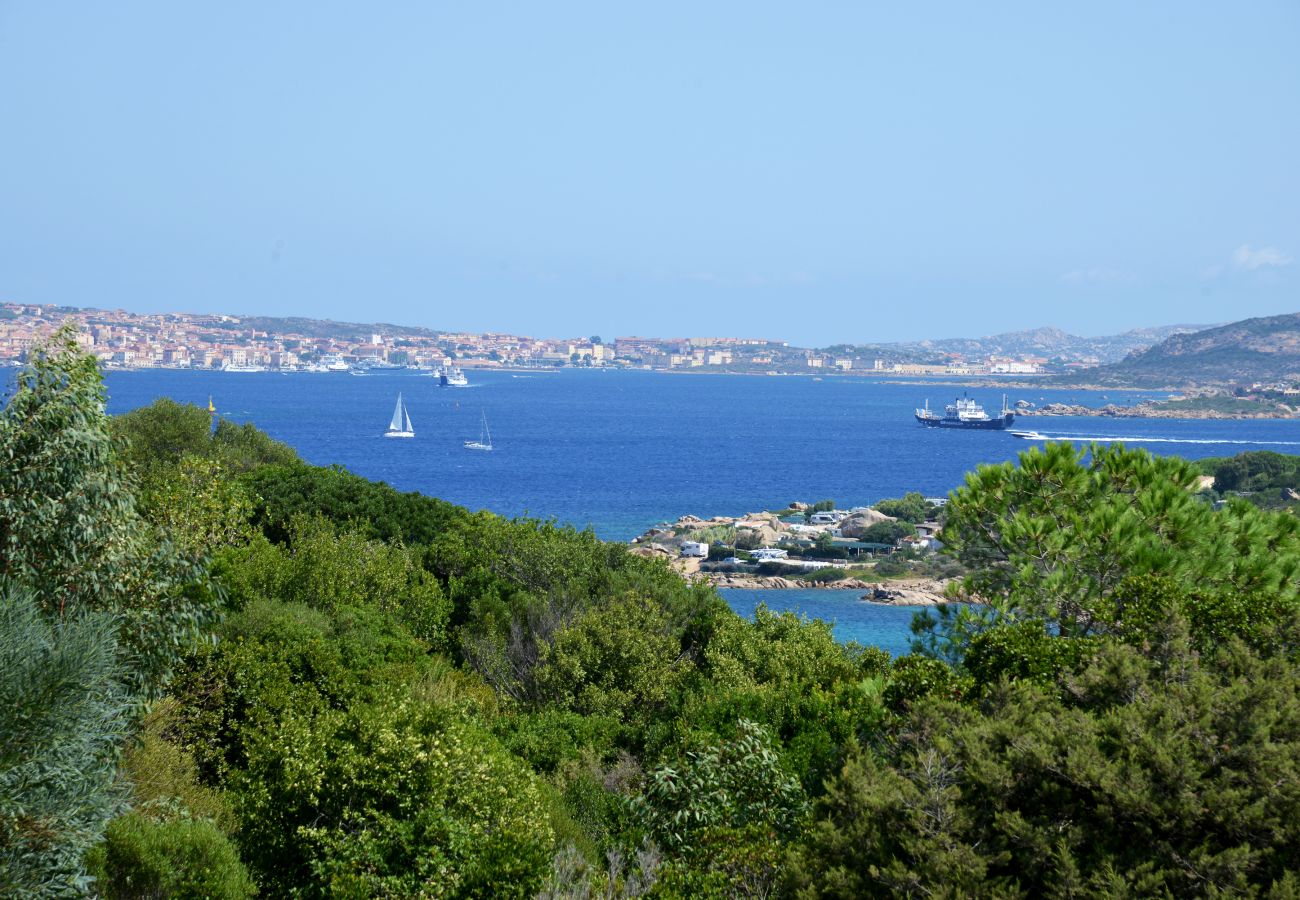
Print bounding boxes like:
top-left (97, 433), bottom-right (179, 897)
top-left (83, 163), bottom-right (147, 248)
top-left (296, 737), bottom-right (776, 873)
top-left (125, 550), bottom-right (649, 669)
top-left (89, 814), bottom-right (255, 900)
top-left (872, 555), bottom-right (911, 577)
top-left (801, 568), bottom-right (848, 584)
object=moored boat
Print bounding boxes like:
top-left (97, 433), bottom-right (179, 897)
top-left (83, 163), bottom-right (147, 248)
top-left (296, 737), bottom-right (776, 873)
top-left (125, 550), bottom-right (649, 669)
top-left (464, 410), bottom-right (493, 451)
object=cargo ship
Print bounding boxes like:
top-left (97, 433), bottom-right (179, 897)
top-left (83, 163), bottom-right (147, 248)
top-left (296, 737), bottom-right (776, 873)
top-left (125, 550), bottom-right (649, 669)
top-left (915, 394), bottom-right (1015, 430)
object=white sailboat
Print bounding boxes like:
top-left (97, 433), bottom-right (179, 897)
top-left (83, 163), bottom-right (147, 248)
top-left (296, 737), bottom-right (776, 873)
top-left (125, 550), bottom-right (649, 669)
top-left (384, 393), bottom-right (415, 438)
top-left (464, 410), bottom-right (492, 451)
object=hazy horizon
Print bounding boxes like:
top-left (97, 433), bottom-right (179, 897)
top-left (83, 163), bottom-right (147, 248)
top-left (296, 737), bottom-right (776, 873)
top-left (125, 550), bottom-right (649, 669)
top-left (2, 2), bottom-right (1295, 344)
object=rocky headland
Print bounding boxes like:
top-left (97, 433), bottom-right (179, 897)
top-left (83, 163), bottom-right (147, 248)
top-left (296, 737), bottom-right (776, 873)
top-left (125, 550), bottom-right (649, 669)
top-left (628, 501), bottom-right (966, 605)
top-left (628, 505), bottom-right (896, 561)
top-left (1020, 400), bottom-right (1296, 420)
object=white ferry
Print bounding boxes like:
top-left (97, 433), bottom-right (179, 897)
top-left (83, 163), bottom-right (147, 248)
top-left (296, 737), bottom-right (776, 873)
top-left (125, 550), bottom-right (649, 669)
top-left (439, 366), bottom-right (469, 387)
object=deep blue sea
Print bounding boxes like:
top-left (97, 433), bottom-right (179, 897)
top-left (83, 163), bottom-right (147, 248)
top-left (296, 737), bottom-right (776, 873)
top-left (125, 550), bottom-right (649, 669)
top-left (100, 368), bottom-right (1300, 539)
top-left (95, 368), bottom-right (1300, 649)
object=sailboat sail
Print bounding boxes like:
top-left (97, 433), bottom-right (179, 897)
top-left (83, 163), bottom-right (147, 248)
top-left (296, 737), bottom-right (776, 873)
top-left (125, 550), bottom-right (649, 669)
top-left (385, 393), bottom-right (414, 437)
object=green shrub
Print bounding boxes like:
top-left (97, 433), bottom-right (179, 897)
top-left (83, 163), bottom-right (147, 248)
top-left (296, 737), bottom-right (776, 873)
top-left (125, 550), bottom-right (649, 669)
top-left (859, 520), bottom-right (914, 545)
top-left (652, 825), bottom-right (784, 898)
top-left (216, 517), bottom-right (451, 649)
top-left (801, 568), bottom-right (848, 584)
top-left (234, 694), bottom-right (553, 897)
top-left (872, 555), bottom-right (910, 577)
top-left (112, 397), bottom-right (298, 480)
top-left (873, 492), bottom-right (930, 524)
top-left (635, 720), bottom-right (806, 854)
top-left (494, 708), bottom-right (620, 774)
top-left (241, 462), bottom-right (464, 547)
top-left (118, 698), bottom-right (234, 830)
top-left (90, 814), bottom-right (255, 900)
top-left (855, 645), bottom-right (892, 676)
top-left (883, 655), bottom-right (970, 711)
top-left (963, 620), bottom-right (1096, 691)
top-left (531, 594), bottom-right (689, 723)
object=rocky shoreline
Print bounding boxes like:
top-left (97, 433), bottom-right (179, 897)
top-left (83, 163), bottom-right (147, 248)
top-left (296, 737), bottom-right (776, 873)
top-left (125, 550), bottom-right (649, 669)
top-left (700, 572), bottom-right (964, 606)
top-left (1020, 400), bottom-right (1296, 420)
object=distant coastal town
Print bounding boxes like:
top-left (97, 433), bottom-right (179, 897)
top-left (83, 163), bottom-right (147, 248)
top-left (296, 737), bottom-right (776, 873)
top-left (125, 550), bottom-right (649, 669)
top-left (0, 301), bottom-right (1067, 376)
top-left (6, 304), bottom-right (1300, 415)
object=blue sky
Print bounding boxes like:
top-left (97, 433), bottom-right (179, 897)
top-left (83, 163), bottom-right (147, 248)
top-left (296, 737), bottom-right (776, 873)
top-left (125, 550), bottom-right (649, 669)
top-left (1, 2), bottom-right (1296, 346)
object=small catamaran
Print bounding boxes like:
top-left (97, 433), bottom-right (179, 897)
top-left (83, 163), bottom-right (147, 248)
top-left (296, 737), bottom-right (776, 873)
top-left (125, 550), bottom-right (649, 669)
top-left (464, 410), bottom-right (492, 451)
top-left (384, 393), bottom-right (415, 438)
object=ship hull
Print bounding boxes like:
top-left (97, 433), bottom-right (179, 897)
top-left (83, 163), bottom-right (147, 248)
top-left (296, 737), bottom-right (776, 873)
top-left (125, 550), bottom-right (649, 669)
top-left (915, 412), bottom-right (1015, 430)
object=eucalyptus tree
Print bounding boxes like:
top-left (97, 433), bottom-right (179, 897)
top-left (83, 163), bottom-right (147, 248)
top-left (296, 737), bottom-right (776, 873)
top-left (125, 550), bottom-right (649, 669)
top-left (0, 324), bottom-right (216, 695)
top-left (0, 327), bottom-right (217, 894)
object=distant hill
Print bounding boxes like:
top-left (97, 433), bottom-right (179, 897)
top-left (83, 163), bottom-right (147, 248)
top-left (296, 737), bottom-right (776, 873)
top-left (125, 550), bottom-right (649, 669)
top-left (1085, 313), bottom-right (1300, 386)
top-left (206, 315), bottom-right (444, 342)
top-left (830, 323), bottom-right (1210, 365)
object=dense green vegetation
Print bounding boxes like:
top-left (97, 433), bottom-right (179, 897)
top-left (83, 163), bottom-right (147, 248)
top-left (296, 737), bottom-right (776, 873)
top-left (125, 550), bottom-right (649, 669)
top-left (1197, 450), bottom-right (1300, 509)
top-left (871, 491), bottom-right (934, 524)
top-left (5, 331), bottom-right (1300, 896)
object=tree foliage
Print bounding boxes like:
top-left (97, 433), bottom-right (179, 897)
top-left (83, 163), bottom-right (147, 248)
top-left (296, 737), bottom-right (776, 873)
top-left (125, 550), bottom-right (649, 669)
top-left (1205, 449), bottom-right (1300, 493)
top-left (16, 354), bottom-right (1300, 897)
top-left (234, 695), bottom-right (552, 898)
top-left (0, 333), bottom-right (221, 894)
top-left (142, 455), bottom-right (257, 557)
top-left (873, 492), bottom-right (930, 524)
top-left (636, 720), bottom-right (806, 854)
top-left (111, 396), bottom-right (298, 480)
top-left (89, 814), bottom-right (255, 900)
top-left (0, 587), bottom-right (129, 898)
top-left (859, 520), bottom-right (914, 546)
top-left (790, 619), bottom-right (1300, 897)
top-left (243, 462), bottom-right (465, 547)
top-left (0, 327), bottom-right (217, 695)
top-left (941, 441), bottom-right (1300, 637)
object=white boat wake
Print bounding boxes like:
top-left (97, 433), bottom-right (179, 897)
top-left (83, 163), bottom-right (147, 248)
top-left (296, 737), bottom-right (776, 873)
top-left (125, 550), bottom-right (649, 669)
top-left (1015, 433), bottom-right (1300, 447)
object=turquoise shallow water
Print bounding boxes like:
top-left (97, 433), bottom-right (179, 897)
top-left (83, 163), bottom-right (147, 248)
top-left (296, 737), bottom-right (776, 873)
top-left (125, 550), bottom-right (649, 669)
top-left (718, 588), bottom-right (926, 656)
